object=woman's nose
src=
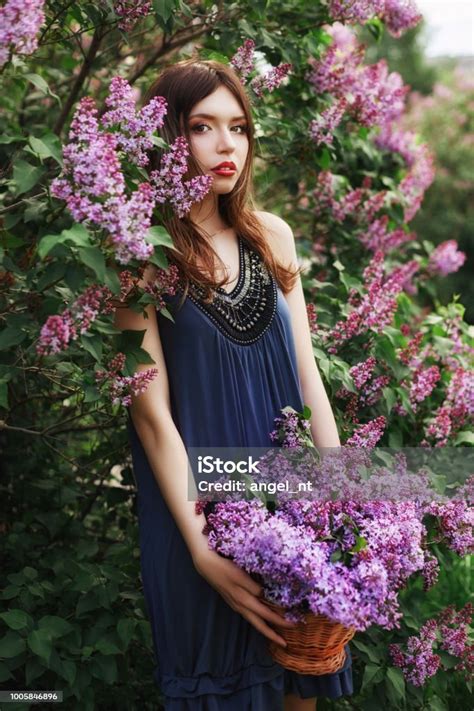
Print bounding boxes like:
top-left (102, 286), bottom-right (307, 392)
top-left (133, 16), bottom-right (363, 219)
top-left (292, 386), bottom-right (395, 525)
top-left (217, 130), bottom-right (236, 151)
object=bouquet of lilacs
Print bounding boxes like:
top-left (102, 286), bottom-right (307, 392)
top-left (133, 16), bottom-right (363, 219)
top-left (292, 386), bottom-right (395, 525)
top-left (198, 406), bottom-right (474, 650)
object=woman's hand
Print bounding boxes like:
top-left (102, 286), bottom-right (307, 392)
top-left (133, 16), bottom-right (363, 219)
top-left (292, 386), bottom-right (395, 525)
top-left (193, 545), bottom-right (297, 648)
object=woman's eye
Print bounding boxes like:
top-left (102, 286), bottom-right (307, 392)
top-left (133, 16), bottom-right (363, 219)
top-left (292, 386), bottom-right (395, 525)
top-left (190, 124), bottom-right (248, 134)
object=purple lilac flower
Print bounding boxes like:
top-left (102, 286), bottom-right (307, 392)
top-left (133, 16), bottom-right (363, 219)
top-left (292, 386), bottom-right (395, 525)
top-left (428, 240), bottom-right (467, 277)
top-left (95, 351), bottom-right (159, 407)
top-left (345, 415), bottom-right (386, 447)
top-left (101, 76), bottom-right (167, 166)
top-left (149, 136), bottom-right (213, 219)
top-left (382, 0), bottom-right (422, 38)
top-left (230, 39), bottom-right (256, 81)
top-left (390, 618), bottom-right (441, 686)
top-left (37, 285), bottom-right (113, 356)
top-left (113, 0), bottom-right (152, 32)
top-left (37, 313), bottom-right (77, 356)
top-left (349, 356), bottom-right (377, 389)
top-left (328, 1), bottom-right (422, 38)
top-left (425, 367), bottom-right (474, 446)
top-left (250, 63), bottom-right (292, 98)
top-left (0, 0), bottom-right (45, 68)
top-left (309, 99), bottom-right (347, 146)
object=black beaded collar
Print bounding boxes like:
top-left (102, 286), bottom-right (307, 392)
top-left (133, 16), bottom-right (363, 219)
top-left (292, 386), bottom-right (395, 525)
top-left (185, 235), bottom-right (278, 345)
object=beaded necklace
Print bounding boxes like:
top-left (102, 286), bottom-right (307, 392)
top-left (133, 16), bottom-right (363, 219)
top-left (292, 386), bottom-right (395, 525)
top-left (186, 235), bottom-right (278, 345)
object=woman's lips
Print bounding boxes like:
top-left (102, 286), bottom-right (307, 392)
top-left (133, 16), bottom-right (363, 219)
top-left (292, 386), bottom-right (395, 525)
top-left (212, 168), bottom-right (236, 177)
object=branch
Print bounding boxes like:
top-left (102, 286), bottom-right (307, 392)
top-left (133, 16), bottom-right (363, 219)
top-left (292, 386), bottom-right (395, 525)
top-left (53, 27), bottom-right (105, 136)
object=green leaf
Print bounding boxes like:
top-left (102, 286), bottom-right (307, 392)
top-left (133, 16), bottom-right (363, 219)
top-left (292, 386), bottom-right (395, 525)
top-left (80, 334), bottom-right (103, 362)
top-left (117, 619), bottom-right (136, 651)
top-left (361, 663), bottom-right (383, 691)
top-left (145, 225), bottom-right (174, 248)
top-left (27, 629), bottom-right (53, 664)
top-left (454, 430), bottom-right (474, 445)
top-left (94, 638), bottom-right (122, 656)
top-left (25, 658), bottom-right (44, 686)
top-left (386, 666), bottom-right (405, 702)
top-left (91, 654), bottom-right (118, 683)
top-left (38, 224), bottom-right (93, 258)
top-left (37, 616), bottom-right (74, 639)
top-left (0, 609), bottom-right (32, 631)
top-left (28, 134), bottom-right (63, 165)
top-left (0, 326), bottom-right (27, 350)
top-left (25, 73), bottom-right (60, 102)
top-left (59, 659), bottom-right (76, 686)
top-left (12, 159), bottom-right (44, 195)
top-left (0, 630), bottom-right (26, 658)
top-left (351, 639), bottom-right (383, 664)
top-left (78, 246), bottom-right (106, 281)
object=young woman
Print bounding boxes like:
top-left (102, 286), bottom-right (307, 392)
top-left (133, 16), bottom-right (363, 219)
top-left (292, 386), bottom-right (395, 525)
top-left (116, 58), bottom-right (353, 710)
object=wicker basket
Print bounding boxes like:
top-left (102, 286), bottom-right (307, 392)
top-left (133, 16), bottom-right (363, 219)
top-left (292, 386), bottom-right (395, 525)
top-left (264, 600), bottom-right (356, 675)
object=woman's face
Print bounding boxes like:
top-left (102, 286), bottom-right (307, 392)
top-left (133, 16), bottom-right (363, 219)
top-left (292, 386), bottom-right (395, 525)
top-left (186, 85), bottom-right (250, 193)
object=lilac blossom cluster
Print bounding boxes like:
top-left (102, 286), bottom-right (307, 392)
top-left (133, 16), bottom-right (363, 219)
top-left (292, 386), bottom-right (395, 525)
top-left (0, 0), bottom-right (45, 68)
top-left (95, 352), bottom-right (158, 407)
top-left (205, 496), bottom-right (430, 630)
top-left (325, 250), bottom-right (419, 350)
top-left (428, 240), bottom-right (467, 277)
top-left (308, 24), bottom-right (408, 131)
top-left (143, 263), bottom-right (181, 310)
top-left (230, 39), bottom-right (292, 97)
top-left (37, 285), bottom-right (113, 356)
top-left (424, 366), bottom-right (474, 446)
top-left (113, 0), bottom-right (152, 32)
top-left (328, 1), bottom-right (422, 38)
top-left (309, 24), bottom-right (434, 225)
top-left (149, 136), bottom-right (213, 219)
top-left (390, 602), bottom-right (474, 686)
top-left (101, 76), bottom-right (167, 166)
top-left (337, 356), bottom-right (390, 422)
top-left (269, 405), bottom-right (313, 448)
top-left (51, 79), bottom-right (210, 262)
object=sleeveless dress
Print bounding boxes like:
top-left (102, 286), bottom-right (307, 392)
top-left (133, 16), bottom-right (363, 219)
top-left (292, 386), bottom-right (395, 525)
top-left (127, 234), bottom-right (354, 709)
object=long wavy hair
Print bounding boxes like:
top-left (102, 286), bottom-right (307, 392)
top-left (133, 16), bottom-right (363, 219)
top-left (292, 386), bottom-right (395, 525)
top-left (142, 57), bottom-right (301, 306)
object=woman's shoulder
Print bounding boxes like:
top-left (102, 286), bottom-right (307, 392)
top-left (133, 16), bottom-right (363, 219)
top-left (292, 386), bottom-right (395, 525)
top-left (252, 210), bottom-right (297, 266)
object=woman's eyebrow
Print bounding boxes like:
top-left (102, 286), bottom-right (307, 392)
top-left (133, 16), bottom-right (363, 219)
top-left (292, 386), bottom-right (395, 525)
top-left (189, 112), bottom-right (246, 121)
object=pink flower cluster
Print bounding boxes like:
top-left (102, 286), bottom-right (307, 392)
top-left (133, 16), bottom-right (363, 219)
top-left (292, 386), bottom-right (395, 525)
top-left (95, 352), bottom-right (159, 407)
top-left (326, 250), bottom-right (419, 349)
top-left (52, 79), bottom-right (209, 261)
top-left (390, 602), bottom-right (474, 686)
top-left (406, 365), bottom-right (440, 412)
top-left (425, 366), bottom-right (474, 446)
top-left (102, 76), bottom-right (167, 166)
top-left (37, 285), bottom-right (113, 356)
top-left (345, 415), bottom-right (387, 447)
top-left (51, 95), bottom-right (154, 263)
top-left (309, 98), bottom-right (347, 147)
top-left (230, 39), bottom-right (292, 97)
top-left (143, 263), bottom-right (181, 309)
top-left (0, 0), bottom-right (45, 68)
top-left (328, 0), bottom-right (422, 38)
top-left (308, 24), bottom-right (408, 130)
top-left (428, 240), bottom-right (467, 277)
top-left (204, 496), bottom-right (430, 630)
top-left (149, 136), bottom-right (213, 219)
top-left (269, 406), bottom-right (313, 448)
top-left (113, 0), bottom-right (152, 32)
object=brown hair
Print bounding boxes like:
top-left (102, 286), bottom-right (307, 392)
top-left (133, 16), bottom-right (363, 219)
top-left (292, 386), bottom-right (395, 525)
top-left (142, 57), bottom-right (301, 306)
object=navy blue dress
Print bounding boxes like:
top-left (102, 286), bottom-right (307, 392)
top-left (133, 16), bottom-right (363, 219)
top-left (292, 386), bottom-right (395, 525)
top-left (127, 234), bottom-right (353, 709)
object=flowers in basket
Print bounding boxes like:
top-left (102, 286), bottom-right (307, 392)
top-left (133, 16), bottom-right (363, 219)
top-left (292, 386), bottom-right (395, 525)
top-left (195, 406), bottom-right (474, 674)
